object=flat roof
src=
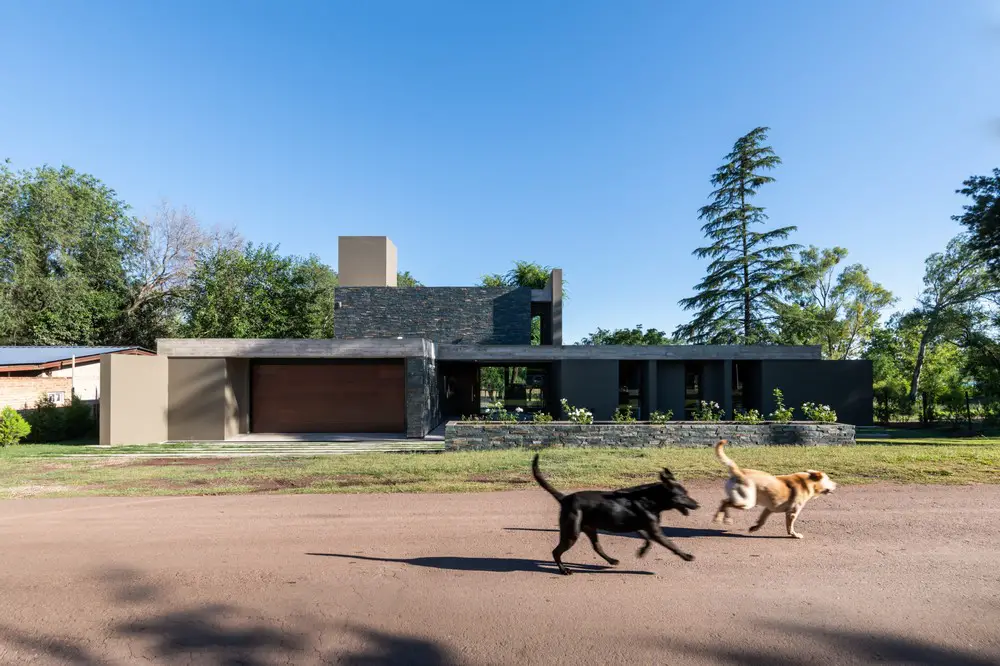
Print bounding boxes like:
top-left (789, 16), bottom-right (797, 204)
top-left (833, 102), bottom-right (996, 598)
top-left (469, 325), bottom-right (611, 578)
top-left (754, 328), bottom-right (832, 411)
top-left (0, 346), bottom-right (152, 370)
top-left (157, 338), bottom-right (822, 361)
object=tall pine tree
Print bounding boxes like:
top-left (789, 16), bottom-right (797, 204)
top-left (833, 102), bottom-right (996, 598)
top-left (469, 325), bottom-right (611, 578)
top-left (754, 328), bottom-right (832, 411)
top-left (675, 127), bottom-right (799, 344)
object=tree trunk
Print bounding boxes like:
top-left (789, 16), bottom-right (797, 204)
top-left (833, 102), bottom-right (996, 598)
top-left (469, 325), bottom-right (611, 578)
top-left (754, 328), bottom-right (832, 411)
top-left (740, 182), bottom-right (751, 343)
top-left (908, 327), bottom-right (931, 404)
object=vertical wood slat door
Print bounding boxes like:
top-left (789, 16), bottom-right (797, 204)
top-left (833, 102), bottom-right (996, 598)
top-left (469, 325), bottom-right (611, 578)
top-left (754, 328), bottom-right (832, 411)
top-left (251, 361), bottom-right (405, 433)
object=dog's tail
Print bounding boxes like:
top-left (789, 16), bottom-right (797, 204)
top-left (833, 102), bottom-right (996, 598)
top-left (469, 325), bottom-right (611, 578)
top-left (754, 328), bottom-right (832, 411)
top-left (714, 440), bottom-right (747, 480)
top-left (531, 454), bottom-right (564, 501)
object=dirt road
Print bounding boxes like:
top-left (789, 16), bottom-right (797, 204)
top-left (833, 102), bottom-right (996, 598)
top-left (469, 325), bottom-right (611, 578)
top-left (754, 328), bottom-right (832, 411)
top-left (1, 483), bottom-right (998, 665)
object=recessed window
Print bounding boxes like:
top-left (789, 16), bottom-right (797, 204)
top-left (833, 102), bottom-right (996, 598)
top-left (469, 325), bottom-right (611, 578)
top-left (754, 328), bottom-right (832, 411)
top-left (47, 391), bottom-right (66, 405)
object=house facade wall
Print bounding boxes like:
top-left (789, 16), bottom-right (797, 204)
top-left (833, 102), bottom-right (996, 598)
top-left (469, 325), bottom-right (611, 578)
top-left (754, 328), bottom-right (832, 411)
top-left (0, 377), bottom-right (73, 410)
top-left (48, 362), bottom-right (103, 401)
top-left (333, 286), bottom-right (532, 344)
top-left (759, 360), bottom-right (874, 426)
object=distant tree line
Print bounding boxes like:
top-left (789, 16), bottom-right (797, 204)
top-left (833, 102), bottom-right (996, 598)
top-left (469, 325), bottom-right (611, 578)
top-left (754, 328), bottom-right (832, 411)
top-left (0, 160), bottom-right (420, 349)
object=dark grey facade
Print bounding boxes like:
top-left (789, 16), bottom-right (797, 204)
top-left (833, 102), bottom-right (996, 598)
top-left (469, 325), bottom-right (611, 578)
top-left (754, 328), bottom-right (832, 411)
top-left (153, 247), bottom-right (873, 438)
top-left (334, 286), bottom-right (532, 344)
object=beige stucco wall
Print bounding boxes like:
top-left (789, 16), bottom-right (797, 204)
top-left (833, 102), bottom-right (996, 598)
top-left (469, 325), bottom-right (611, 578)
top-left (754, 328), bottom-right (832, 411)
top-left (338, 236), bottom-right (398, 286)
top-left (100, 355), bottom-right (168, 445)
top-left (225, 358), bottom-right (249, 438)
top-left (167, 358), bottom-right (228, 441)
top-left (50, 361), bottom-right (102, 401)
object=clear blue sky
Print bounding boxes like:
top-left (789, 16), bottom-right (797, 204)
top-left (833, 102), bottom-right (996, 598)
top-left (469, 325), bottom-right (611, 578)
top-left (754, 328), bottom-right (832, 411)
top-left (2, 1), bottom-right (998, 343)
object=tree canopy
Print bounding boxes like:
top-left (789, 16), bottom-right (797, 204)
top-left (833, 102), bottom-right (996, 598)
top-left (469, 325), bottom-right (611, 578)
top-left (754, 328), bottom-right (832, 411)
top-left (579, 325), bottom-right (677, 346)
top-left (675, 127), bottom-right (800, 344)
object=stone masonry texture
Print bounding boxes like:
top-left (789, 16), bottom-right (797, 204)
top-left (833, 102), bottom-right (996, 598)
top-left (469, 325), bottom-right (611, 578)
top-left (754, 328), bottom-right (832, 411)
top-left (334, 286), bottom-right (531, 344)
top-left (444, 422), bottom-right (856, 450)
top-left (405, 355), bottom-right (440, 438)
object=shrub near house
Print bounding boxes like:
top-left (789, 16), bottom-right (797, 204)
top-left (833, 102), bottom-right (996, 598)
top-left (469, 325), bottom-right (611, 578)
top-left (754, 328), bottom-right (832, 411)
top-left (0, 406), bottom-right (31, 446)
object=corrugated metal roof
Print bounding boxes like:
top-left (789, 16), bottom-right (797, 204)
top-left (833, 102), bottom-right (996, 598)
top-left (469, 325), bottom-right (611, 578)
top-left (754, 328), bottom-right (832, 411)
top-left (0, 346), bottom-right (145, 367)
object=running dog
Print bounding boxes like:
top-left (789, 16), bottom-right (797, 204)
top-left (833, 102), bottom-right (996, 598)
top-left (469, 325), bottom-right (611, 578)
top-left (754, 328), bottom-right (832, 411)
top-left (532, 454), bottom-right (699, 575)
top-left (713, 439), bottom-right (836, 539)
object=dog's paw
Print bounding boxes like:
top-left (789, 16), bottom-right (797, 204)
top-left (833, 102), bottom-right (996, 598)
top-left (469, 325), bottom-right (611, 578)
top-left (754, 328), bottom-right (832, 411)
top-left (790, 532), bottom-right (803, 539)
top-left (559, 568), bottom-right (573, 576)
top-left (636, 546), bottom-right (651, 559)
top-left (723, 517), bottom-right (734, 526)
top-left (712, 514), bottom-right (724, 524)
top-left (680, 552), bottom-right (695, 562)
top-left (748, 525), bottom-right (761, 533)
top-left (606, 558), bottom-right (620, 566)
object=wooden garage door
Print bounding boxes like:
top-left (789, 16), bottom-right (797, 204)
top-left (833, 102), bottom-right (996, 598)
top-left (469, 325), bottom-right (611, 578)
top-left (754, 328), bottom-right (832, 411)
top-left (251, 361), bottom-right (405, 433)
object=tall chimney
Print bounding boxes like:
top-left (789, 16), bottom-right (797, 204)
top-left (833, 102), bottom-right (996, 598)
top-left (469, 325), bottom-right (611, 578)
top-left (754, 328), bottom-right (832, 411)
top-left (338, 236), bottom-right (398, 287)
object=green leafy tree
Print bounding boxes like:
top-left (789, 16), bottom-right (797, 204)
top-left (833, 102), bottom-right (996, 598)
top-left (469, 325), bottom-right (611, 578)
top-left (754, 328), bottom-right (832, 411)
top-left (0, 162), bottom-right (139, 345)
top-left (480, 261), bottom-right (566, 345)
top-left (905, 235), bottom-right (999, 403)
top-left (954, 168), bottom-right (1000, 276)
top-left (579, 325), bottom-right (678, 345)
top-left (775, 246), bottom-right (895, 358)
top-left (676, 127), bottom-right (799, 344)
top-left (396, 271), bottom-right (422, 287)
top-left (181, 243), bottom-right (337, 338)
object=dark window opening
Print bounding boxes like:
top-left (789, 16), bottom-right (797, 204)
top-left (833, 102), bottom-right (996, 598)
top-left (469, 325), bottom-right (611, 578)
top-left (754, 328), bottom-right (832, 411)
top-left (479, 365), bottom-right (548, 414)
top-left (618, 360), bottom-right (643, 419)
top-left (684, 363), bottom-right (703, 419)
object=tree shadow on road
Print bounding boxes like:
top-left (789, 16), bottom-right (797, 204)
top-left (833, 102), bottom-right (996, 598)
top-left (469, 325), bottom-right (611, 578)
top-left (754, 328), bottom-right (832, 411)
top-left (305, 552), bottom-right (654, 575)
top-left (0, 567), bottom-right (459, 666)
top-left (342, 623), bottom-right (455, 666)
top-left (659, 619), bottom-right (1000, 666)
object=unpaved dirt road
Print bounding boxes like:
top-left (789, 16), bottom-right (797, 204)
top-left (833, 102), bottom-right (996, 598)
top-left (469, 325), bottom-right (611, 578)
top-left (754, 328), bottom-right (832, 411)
top-left (1, 483), bottom-right (999, 665)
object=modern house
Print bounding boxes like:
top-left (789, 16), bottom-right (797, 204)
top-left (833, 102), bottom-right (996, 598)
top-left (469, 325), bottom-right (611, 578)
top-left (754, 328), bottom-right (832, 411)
top-left (0, 346), bottom-right (152, 410)
top-left (99, 236), bottom-right (873, 445)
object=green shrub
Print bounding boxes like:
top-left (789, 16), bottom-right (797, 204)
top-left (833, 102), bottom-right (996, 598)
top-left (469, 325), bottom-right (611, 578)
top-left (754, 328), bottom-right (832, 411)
top-left (64, 396), bottom-right (96, 439)
top-left (613, 404), bottom-right (637, 423)
top-left (733, 408), bottom-right (764, 424)
top-left (769, 388), bottom-right (794, 423)
top-left (649, 409), bottom-right (673, 424)
top-left (532, 411), bottom-right (553, 423)
top-left (485, 400), bottom-right (518, 423)
top-left (23, 395), bottom-right (67, 443)
top-left (692, 400), bottom-right (724, 422)
top-left (560, 398), bottom-right (594, 424)
top-left (0, 406), bottom-right (31, 446)
top-left (801, 402), bottom-right (837, 422)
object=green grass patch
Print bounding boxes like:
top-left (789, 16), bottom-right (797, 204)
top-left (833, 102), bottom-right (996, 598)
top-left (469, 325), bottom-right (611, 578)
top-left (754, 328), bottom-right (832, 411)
top-left (1, 443), bottom-right (999, 499)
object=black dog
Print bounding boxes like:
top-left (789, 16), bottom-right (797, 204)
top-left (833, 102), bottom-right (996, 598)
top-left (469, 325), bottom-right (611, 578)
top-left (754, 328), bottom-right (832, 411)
top-left (531, 454), bottom-right (700, 575)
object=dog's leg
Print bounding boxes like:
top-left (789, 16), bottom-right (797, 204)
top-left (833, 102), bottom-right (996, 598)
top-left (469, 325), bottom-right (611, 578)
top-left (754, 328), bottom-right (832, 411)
top-left (553, 511), bottom-right (581, 575)
top-left (748, 508), bottom-right (772, 534)
top-left (786, 508), bottom-right (803, 539)
top-left (713, 499), bottom-right (734, 525)
top-left (646, 518), bottom-right (694, 562)
top-left (583, 527), bottom-right (619, 566)
top-left (636, 532), bottom-right (652, 559)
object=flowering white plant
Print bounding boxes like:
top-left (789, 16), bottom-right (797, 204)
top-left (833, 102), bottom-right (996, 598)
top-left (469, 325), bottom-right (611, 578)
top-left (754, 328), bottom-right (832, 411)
top-left (560, 398), bottom-right (594, 424)
top-left (692, 400), bottom-right (724, 422)
top-left (801, 402), bottom-right (837, 423)
top-left (486, 399), bottom-right (518, 423)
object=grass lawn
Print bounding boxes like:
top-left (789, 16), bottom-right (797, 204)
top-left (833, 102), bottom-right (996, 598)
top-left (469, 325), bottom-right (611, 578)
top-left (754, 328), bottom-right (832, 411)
top-left (1, 439), bottom-right (998, 499)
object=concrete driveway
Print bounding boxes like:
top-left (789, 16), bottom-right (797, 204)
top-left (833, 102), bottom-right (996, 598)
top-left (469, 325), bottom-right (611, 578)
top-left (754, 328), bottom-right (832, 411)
top-left (1, 483), bottom-right (998, 665)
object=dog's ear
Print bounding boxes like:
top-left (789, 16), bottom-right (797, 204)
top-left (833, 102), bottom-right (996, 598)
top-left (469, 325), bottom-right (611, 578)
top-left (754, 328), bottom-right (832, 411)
top-left (808, 470), bottom-right (824, 481)
top-left (660, 468), bottom-right (675, 482)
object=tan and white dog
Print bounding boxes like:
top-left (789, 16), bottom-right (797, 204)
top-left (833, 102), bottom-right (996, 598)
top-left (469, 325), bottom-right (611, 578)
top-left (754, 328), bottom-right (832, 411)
top-left (712, 440), bottom-right (837, 539)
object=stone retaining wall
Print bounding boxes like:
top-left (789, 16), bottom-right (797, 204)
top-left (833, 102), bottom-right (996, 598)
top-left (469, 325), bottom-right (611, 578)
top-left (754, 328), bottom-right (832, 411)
top-left (444, 421), bottom-right (855, 450)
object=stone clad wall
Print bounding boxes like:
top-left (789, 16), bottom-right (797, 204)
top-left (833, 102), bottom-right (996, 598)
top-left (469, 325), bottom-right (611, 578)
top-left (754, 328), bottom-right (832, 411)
top-left (445, 422), bottom-right (855, 450)
top-left (334, 286), bottom-right (531, 344)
